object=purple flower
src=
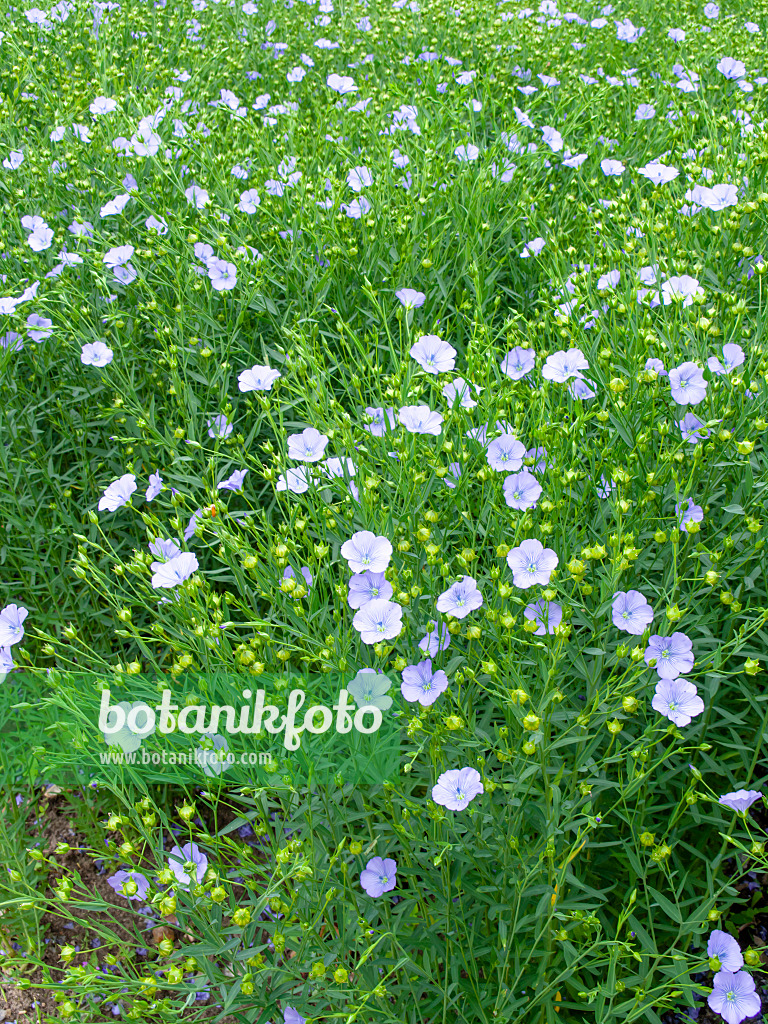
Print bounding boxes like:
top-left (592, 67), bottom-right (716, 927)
top-left (401, 659), bottom-right (449, 705)
top-left (526, 446), bottom-right (550, 472)
top-left (569, 378), bottom-right (596, 400)
top-left (0, 605), bottom-right (28, 647)
top-left (645, 356), bottom-right (667, 376)
top-left (323, 457), bottom-right (356, 481)
top-left (542, 348), bottom-right (589, 382)
top-left (364, 406), bottom-right (397, 436)
top-left (523, 599), bottom-right (562, 636)
top-left (1, 331), bottom-right (23, 352)
top-left (707, 970), bottom-right (760, 1024)
top-left (217, 469), bottom-right (248, 492)
top-left (596, 475), bottom-right (617, 499)
top-left (103, 244), bottom-right (134, 269)
top-left (107, 870), bottom-right (150, 902)
top-left (651, 677), bottom-right (705, 726)
top-left (717, 57), bottom-right (746, 80)
top-left (601, 159), bottom-right (625, 176)
top-left (360, 856), bottom-right (397, 897)
top-left (708, 343), bottom-right (744, 376)
top-left (644, 633), bottom-right (694, 678)
top-left (520, 237), bottom-right (545, 258)
top-left (151, 552), bottom-right (199, 589)
top-left (436, 576), bottom-right (483, 619)
top-left (238, 364), bottom-right (281, 391)
top-left (419, 619), bottom-right (451, 656)
top-left (287, 427), bottom-right (329, 462)
top-left (98, 473), bottom-right (136, 512)
top-left (237, 188), bottom-right (261, 214)
top-left (500, 346), bottom-right (536, 379)
top-left (487, 433), bottom-right (525, 472)
top-left (398, 405), bottom-right (443, 435)
top-left (432, 767), bottom-right (484, 811)
top-left (347, 166), bottom-right (373, 191)
top-left (444, 462), bottom-right (462, 489)
top-left (612, 591), bottom-right (654, 634)
top-left (149, 537), bottom-right (181, 561)
top-left (326, 73), bottom-right (357, 94)
top-left (708, 930), bottom-right (744, 972)
top-left (455, 143), bottom-right (480, 162)
top-left (506, 539), bottom-right (558, 589)
top-left (678, 412), bottom-right (711, 444)
top-left (185, 184), bottom-right (210, 209)
top-left (341, 531), bottom-right (393, 574)
top-left (145, 473), bottom-right (163, 501)
top-left (352, 599), bottom-right (403, 644)
top-left (676, 497), bottom-right (704, 532)
top-left (276, 467), bottom-right (312, 494)
top-left (185, 509), bottom-right (202, 540)
top-left (347, 669), bottom-right (393, 711)
top-left (503, 470), bottom-right (542, 510)
top-left (441, 377), bottom-right (477, 409)
top-left (669, 362), bottom-right (707, 405)
top-left (0, 647), bottom-right (15, 675)
top-left (168, 841), bottom-right (208, 889)
top-left (347, 571), bottom-right (393, 608)
top-left (662, 275), bottom-right (703, 305)
top-left (27, 314), bottom-right (53, 342)
top-left (342, 197), bottom-right (372, 220)
top-left (718, 790), bottom-right (763, 814)
top-left (283, 1009), bottom-right (306, 1024)
top-left (81, 341), bottom-right (114, 367)
top-left (409, 334), bottom-right (457, 374)
top-left (395, 287), bottom-right (426, 309)
top-left (207, 414), bottom-right (233, 438)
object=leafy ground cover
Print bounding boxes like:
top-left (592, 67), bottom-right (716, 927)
top-left (1, 0), bottom-right (768, 1020)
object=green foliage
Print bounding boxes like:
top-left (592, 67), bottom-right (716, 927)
top-left (1, 0), bottom-right (768, 1019)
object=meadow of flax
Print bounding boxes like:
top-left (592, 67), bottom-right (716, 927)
top-left (1, 0), bottom-right (768, 1021)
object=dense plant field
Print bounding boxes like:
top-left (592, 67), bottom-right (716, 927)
top-left (1, 0), bottom-right (768, 1020)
